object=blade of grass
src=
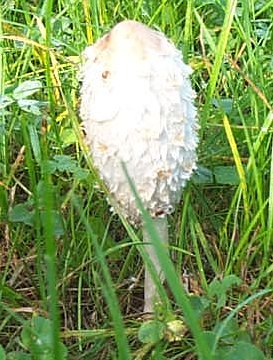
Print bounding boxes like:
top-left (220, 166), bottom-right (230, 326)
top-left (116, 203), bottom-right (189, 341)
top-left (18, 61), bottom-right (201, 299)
top-left (0, 6), bottom-right (6, 177)
top-left (190, 206), bottom-right (219, 276)
top-left (238, 108), bottom-right (265, 228)
top-left (267, 138), bottom-right (273, 249)
top-left (42, 158), bottom-right (63, 359)
top-left (82, 0), bottom-right (93, 44)
top-left (223, 115), bottom-right (249, 223)
top-left (251, 112), bottom-right (273, 155)
top-left (223, 186), bottom-right (241, 272)
top-left (193, 8), bottom-right (216, 53)
top-left (72, 195), bottom-right (132, 360)
top-left (184, 0), bottom-right (193, 61)
top-left (225, 199), bottom-right (268, 274)
top-left (177, 190), bottom-right (191, 273)
top-left (42, 1), bottom-right (63, 358)
top-left (212, 288), bottom-right (273, 352)
top-left (20, 117), bottom-right (46, 302)
top-left (203, 0), bottom-right (238, 123)
top-left (122, 163), bottom-right (214, 360)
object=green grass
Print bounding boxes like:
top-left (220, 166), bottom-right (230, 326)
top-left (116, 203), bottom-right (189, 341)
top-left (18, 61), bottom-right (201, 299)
top-left (1, 0), bottom-right (273, 359)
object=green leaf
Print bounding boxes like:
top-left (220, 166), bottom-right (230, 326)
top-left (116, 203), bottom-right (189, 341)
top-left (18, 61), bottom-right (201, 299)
top-left (214, 318), bottom-right (251, 349)
top-left (192, 165), bottom-right (214, 184)
top-left (213, 318), bottom-right (240, 344)
top-left (203, 331), bottom-right (217, 348)
top-left (74, 168), bottom-right (89, 181)
top-left (28, 123), bottom-right (42, 163)
top-left (13, 80), bottom-right (42, 100)
top-left (213, 166), bottom-right (240, 185)
top-left (21, 317), bottom-right (51, 353)
top-left (138, 320), bottom-right (165, 344)
top-left (189, 295), bottom-right (210, 319)
top-left (222, 341), bottom-right (266, 360)
top-left (6, 352), bottom-right (31, 360)
top-left (45, 155), bottom-right (88, 180)
top-left (208, 275), bottom-right (241, 309)
top-left (41, 210), bottom-right (65, 237)
top-left (0, 283), bottom-right (25, 304)
top-left (21, 316), bottom-right (67, 359)
top-left (0, 95), bottom-right (14, 109)
top-left (9, 203), bottom-right (34, 226)
top-left (212, 98), bottom-right (233, 114)
top-left (0, 345), bottom-right (6, 359)
top-left (9, 191), bottom-right (64, 237)
top-left (17, 99), bottom-right (45, 115)
top-left (47, 155), bottom-right (77, 173)
top-left (60, 128), bottom-right (77, 146)
top-left (0, 187), bottom-right (8, 221)
top-left (221, 275), bottom-right (242, 290)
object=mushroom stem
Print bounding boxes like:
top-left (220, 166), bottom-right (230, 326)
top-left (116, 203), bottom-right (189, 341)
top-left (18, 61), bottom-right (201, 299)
top-left (143, 216), bottom-right (169, 313)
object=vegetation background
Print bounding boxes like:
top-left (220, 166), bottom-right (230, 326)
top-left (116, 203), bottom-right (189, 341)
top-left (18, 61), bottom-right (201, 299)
top-left (0, 0), bottom-right (273, 359)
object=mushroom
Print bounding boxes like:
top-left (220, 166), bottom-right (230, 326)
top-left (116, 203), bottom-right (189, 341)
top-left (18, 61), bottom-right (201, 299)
top-left (80, 20), bottom-right (198, 313)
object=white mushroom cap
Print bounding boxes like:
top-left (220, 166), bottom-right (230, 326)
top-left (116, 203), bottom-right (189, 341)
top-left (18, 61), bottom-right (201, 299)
top-left (80, 20), bottom-right (198, 225)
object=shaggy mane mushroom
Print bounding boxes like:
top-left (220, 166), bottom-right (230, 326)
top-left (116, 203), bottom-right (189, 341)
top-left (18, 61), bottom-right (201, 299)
top-left (80, 20), bottom-right (198, 313)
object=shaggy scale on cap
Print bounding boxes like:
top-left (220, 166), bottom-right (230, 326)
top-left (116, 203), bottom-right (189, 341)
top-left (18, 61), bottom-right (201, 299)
top-left (80, 20), bottom-right (198, 225)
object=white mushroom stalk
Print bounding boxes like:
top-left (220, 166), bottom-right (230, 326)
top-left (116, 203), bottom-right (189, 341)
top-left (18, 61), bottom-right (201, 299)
top-left (80, 20), bottom-right (198, 313)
